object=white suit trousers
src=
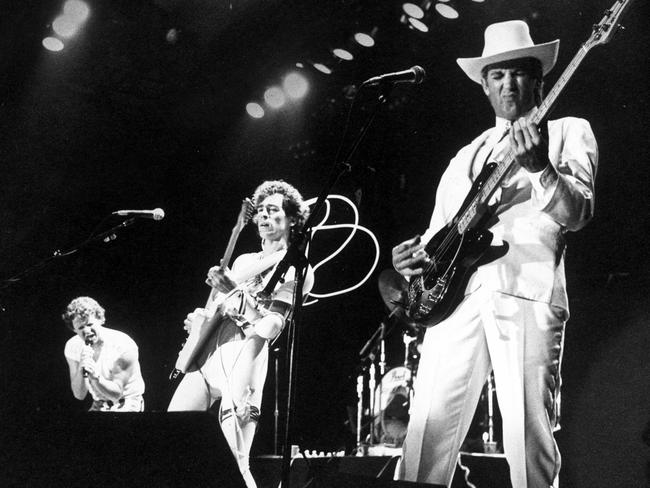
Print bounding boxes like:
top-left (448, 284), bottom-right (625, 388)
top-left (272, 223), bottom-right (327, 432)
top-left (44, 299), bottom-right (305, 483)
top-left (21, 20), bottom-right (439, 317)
top-left (397, 288), bottom-right (565, 488)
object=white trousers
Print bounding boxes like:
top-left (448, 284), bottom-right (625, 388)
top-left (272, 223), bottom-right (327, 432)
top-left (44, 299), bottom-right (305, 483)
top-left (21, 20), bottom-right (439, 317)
top-left (397, 288), bottom-right (565, 488)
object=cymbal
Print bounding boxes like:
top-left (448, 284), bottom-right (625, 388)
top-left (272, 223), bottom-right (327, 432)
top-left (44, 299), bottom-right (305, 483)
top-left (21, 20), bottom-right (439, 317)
top-left (378, 269), bottom-right (418, 333)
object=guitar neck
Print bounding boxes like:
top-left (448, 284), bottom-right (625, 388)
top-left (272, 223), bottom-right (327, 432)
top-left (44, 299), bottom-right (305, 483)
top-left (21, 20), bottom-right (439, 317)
top-left (220, 224), bottom-right (243, 268)
top-left (456, 41), bottom-right (592, 234)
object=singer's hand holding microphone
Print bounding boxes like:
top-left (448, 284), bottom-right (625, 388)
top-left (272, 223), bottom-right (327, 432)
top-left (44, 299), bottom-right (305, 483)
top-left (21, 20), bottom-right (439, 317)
top-left (80, 343), bottom-right (99, 381)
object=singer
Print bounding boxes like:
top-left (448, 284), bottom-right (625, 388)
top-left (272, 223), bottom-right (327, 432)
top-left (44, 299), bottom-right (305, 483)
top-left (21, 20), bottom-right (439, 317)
top-left (168, 180), bottom-right (314, 488)
top-left (392, 21), bottom-right (597, 488)
top-left (62, 296), bottom-right (145, 412)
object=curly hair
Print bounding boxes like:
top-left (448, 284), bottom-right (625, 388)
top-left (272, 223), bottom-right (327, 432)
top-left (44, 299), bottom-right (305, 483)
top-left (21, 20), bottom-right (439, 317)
top-left (252, 180), bottom-right (309, 243)
top-left (62, 296), bottom-right (106, 330)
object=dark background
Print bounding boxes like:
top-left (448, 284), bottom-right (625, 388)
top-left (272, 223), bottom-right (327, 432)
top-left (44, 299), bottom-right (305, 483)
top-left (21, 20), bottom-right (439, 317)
top-left (1, 1), bottom-right (648, 486)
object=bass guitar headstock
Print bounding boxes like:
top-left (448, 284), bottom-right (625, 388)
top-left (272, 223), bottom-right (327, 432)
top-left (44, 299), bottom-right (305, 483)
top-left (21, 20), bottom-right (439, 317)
top-left (585, 0), bottom-right (634, 50)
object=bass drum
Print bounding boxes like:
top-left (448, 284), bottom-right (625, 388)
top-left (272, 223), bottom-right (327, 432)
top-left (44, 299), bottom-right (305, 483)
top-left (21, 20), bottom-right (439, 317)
top-left (373, 366), bottom-right (413, 447)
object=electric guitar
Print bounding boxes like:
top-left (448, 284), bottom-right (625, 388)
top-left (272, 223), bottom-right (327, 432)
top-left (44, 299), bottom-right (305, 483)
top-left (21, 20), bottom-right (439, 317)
top-left (172, 198), bottom-right (254, 376)
top-left (406, 0), bottom-right (633, 327)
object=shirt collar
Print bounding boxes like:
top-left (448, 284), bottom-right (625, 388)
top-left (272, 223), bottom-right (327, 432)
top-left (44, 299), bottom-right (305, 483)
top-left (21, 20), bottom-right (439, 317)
top-left (494, 106), bottom-right (537, 132)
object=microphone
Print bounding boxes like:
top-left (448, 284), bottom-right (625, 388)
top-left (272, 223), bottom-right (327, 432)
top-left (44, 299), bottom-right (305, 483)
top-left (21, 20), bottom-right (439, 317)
top-left (361, 65), bottom-right (426, 86)
top-left (112, 208), bottom-right (165, 220)
top-left (82, 337), bottom-right (92, 378)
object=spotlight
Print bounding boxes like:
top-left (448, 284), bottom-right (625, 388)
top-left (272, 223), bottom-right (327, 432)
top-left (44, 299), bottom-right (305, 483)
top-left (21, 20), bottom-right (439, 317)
top-left (402, 2), bottom-right (425, 19)
top-left (52, 15), bottom-right (80, 38)
top-left (353, 27), bottom-right (378, 47)
top-left (408, 17), bottom-right (429, 33)
top-left (312, 63), bottom-right (332, 75)
top-left (332, 48), bottom-right (354, 61)
top-left (401, 0), bottom-right (433, 32)
top-left (283, 72), bottom-right (309, 99)
top-left (63, 0), bottom-right (90, 23)
top-left (246, 102), bottom-right (265, 119)
top-left (43, 37), bottom-right (65, 51)
top-left (435, 3), bottom-right (459, 19)
top-left (264, 86), bottom-right (286, 109)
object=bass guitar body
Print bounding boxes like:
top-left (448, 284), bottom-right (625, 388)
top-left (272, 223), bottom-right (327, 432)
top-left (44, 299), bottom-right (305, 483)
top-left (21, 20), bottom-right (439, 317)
top-left (407, 162), bottom-right (502, 327)
top-left (406, 226), bottom-right (492, 327)
top-left (404, 0), bottom-right (634, 328)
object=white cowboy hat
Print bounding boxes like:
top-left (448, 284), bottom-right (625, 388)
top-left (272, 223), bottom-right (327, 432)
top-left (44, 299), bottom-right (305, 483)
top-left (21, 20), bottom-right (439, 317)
top-left (457, 20), bottom-right (559, 84)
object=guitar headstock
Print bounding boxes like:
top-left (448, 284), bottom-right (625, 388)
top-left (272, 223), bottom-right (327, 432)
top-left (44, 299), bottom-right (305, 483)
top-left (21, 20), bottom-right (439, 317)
top-left (585, 0), bottom-right (633, 50)
top-left (235, 197), bottom-right (254, 232)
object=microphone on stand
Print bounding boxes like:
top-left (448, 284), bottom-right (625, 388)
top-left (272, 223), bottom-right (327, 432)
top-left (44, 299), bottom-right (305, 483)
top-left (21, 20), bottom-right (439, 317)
top-left (112, 208), bottom-right (165, 220)
top-left (361, 65), bottom-right (426, 86)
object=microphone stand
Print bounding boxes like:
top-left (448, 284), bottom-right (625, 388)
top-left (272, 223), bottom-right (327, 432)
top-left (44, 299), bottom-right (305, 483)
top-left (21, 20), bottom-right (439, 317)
top-left (0, 217), bottom-right (138, 293)
top-left (273, 346), bottom-right (281, 456)
top-left (259, 83), bottom-right (394, 488)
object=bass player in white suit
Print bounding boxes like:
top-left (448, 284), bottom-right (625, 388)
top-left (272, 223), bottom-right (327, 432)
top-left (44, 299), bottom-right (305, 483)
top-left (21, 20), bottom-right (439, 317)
top-left (392, 20), bottom-right (597, 488)
top-left (168, 180), bottom-right (314, 488)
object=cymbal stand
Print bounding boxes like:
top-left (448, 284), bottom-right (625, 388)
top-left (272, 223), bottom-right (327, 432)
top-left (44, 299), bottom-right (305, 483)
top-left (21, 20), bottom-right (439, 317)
top-left (402, 333), bottom-right (417, 369)
top-left (273, 347), bottom-right (281, 455)
top-left (369, 362), bottom-right (377, 446)
top-left (402, 333), bottom-right (417, 414)
top-left (379, 322), bottom-right (386, 377)
top-left (358, 320), bottom-right (388, 448)
top-left (356, 372), bottom-right (364, 451)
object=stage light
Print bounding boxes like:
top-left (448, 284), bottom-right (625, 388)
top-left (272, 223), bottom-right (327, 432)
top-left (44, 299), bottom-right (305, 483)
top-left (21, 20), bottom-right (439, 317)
top-left (246, 102), bottom-right (265, 119)
top-left (63, 0), bottom-right (90, 23)
top-left (283, 72), bottom-right (309, 99)
top-left (264, 86), bottom-right (286, 109)
top-left (435, 3), bottom-right (459, 19)
top-left (332, 48), bottom-right (354, 61)
top-left (43, 37), bottom-right (65, 52)
top-left (408, 17), bottom-right (429, 33)
top-left (402, 2), bottom-right (425, 19)
top-left (354, 32), bottom-right (373, 47)
top-left (312, 63), bottom-right (332, 75)
top-left (402, 0), bottom-right (434, 32)
top-left (353, 26), bottom-right (378, 48)
top-left (52, 15), bottom-right (80, 38)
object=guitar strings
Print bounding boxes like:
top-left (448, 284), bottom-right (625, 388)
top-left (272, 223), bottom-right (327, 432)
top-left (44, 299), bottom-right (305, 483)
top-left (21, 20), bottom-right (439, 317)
top-left (418, 143), bottom-right (516, 286)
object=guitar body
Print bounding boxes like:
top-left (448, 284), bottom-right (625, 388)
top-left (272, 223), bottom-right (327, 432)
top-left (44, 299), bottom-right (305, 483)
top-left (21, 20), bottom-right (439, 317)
top-left (170, 199), bottom-right (254, 378)
top-left (404, 0), bottom-right (633, 328)
top-left (407, 226), bottom-right (493, 327)
top-left (174, 286), bottom-right (267, 373)
top-left (174, 308), bottom-right (223, 374)
top-left (407, 162), bottom-right (501, 327)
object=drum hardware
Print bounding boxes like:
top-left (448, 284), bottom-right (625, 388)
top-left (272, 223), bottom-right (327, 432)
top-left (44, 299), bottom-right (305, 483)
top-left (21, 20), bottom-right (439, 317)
top-left (372, 366), bottom-right (412, 447)
top-left (349, 269), bottom-right (423, 451)
top-left (357, 321), bottom-right (388, 451)
top-left (377, 269), bottom-right (418, 335)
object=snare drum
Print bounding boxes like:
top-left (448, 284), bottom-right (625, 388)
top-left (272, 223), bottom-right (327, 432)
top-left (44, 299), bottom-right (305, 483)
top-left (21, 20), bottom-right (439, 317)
top-left (373, 366), bottom-right (412, 447)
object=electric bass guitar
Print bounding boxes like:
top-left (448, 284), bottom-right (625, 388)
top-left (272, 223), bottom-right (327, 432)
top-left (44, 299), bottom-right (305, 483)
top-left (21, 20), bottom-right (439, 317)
top-left (406, 0), bottom-right (633, 327)
top-left (171, 198), bottom-right (254, 376)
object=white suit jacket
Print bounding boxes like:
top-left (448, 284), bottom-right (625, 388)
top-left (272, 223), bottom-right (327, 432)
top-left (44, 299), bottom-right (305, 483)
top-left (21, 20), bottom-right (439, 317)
top-left (420, 116), bottom-right (598, 315)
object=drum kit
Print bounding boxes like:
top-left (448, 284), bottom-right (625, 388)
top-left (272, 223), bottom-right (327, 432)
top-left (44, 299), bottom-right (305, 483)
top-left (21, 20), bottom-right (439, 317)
top-left (354, 269), bottom-right (502, 455)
